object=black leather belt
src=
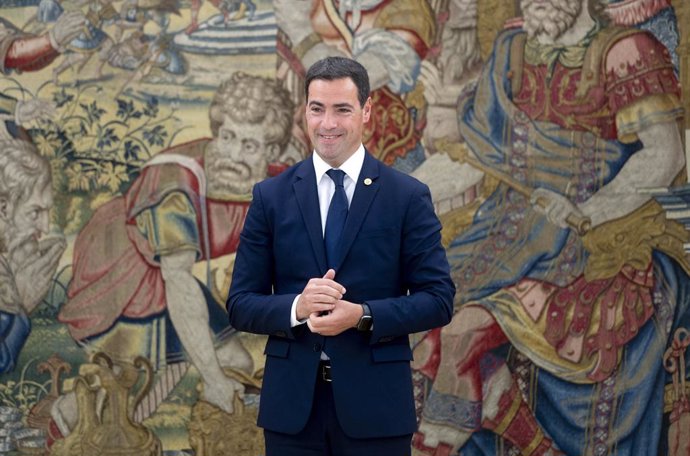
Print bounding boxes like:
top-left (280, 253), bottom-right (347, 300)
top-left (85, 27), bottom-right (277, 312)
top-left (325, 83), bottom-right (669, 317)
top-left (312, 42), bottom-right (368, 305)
top-left (319, 361), bottom-right (332, 382)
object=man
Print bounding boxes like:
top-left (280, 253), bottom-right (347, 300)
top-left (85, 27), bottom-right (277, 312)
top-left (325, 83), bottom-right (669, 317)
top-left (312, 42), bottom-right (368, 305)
top-left (227, 56), bottom-right (455, 455)
top-left (59, 72), bottom-right (295, 415)
top-left (413, 0), bottom-right (688, 455)
top-left (0, 139), bottom-right (66, 373)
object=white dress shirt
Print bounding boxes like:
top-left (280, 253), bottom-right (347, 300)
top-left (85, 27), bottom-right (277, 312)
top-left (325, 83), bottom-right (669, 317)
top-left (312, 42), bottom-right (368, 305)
top-left (290, 145), bottom-right (365, 327)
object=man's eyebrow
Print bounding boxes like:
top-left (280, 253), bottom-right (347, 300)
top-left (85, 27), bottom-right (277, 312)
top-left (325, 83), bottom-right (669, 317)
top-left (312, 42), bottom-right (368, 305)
top-left (307, 101), bottom-right (354, 109)
top-left (25, 204), bottom-right (44, 212)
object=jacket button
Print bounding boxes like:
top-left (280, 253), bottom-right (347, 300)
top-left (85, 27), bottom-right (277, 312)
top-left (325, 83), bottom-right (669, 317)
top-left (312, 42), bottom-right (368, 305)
top-left (275, 331), bottom-right (286, 337)
top-left (313, 343), bottom-right (322, 352)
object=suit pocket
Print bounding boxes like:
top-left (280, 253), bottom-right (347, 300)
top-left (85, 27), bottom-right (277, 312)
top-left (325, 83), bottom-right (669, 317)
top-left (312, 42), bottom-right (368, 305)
top-left (371, 343), bottom-right (413, 363)
top-left (264, 337), bottom-right (290, 358)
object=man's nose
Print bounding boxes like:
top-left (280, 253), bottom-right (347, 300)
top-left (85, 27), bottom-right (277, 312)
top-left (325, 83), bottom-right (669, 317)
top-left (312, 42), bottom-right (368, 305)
top-left (227, 140), bottom-right (243, 161)
top-left (37, 211), bottom-right (50, 235)
top-left (322, 110), bottom-right (338, 129)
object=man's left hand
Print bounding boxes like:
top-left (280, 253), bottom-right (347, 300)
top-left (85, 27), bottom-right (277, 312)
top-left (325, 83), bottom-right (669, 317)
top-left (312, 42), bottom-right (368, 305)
top-left (307, 299), bottom-right (363, 336)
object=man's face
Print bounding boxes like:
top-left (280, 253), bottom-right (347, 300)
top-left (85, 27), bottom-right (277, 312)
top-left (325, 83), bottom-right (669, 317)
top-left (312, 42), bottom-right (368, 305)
top-left (305, 77), bottom-right (371, 168)
top-left (521, 0), bottom-right (583, 40)
top-left (3, 183), bottom-right (52, 252)
top-left (205, 115), bottom-right (277, 195)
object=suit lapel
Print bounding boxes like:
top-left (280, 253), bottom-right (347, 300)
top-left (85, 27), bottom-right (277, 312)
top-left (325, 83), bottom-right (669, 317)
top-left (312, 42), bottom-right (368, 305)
top-left (334, 152), bottom-right (380, 270)
top-left (293, 159), bottom-right (328, 272)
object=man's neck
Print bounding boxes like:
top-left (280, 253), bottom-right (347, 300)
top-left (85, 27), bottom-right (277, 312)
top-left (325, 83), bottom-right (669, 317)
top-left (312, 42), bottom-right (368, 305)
top-left (536, 8), bottom-right (596, 46)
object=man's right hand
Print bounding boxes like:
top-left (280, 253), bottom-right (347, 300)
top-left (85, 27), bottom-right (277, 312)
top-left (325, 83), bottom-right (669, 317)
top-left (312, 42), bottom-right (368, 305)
top-left (13, 235), bottom-right (66, 313)
top-left (295, 269), bottom-right (345, 321)
top-left (530, 187), bottom-right (583, 229)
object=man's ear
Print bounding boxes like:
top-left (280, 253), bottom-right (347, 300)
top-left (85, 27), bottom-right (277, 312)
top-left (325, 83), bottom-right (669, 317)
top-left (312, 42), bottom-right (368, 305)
top-left (267, 143), bottom-right (282, 162)
top-left (362, 97), bottom-right (372, 123)
top-left (267, 144), bottom-right (291, 176)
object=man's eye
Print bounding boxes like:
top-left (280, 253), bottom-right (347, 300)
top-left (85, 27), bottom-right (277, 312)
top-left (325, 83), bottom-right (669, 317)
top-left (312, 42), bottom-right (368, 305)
top-left (243, 140), bottom-right (259, 153)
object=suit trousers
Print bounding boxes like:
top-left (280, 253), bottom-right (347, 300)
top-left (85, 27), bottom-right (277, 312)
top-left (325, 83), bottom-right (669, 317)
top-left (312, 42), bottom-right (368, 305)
top-left (263, 364), bottom-right (412, 456)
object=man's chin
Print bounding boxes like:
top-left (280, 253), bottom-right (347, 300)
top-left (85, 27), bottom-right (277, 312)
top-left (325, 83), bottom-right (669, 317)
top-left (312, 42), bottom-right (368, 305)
top-left (208, 169), bottom-right (263, 195)
top-left (524, 16), bottom-right (576, 40)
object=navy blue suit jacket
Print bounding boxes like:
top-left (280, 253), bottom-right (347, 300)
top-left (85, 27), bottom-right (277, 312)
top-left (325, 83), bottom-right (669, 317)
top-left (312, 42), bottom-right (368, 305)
top-left (227, 152), bottom-right (454, 439)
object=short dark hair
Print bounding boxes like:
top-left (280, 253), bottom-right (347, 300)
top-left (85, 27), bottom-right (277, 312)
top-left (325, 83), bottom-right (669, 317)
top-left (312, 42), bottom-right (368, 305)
top-left (304, 57), bottom-right (370, 108)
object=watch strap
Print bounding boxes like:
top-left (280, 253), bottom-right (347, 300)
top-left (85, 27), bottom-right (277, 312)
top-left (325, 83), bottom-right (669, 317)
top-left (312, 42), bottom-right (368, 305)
top-left (357, 303), bottom-right (373, 331)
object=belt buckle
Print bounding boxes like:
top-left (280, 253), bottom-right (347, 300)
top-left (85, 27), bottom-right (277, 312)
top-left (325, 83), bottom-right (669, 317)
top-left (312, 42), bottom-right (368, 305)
top-left (321, 364), bottom-right (332, 382)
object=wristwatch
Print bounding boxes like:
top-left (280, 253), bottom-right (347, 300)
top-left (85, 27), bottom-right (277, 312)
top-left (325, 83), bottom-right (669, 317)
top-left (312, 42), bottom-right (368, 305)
top-left (356, 303), bottom-right (373, 331)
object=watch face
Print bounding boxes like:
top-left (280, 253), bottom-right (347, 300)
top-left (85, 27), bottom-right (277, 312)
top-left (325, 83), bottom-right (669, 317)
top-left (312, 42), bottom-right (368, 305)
top-left (357, 315), bottom-right (373, 331)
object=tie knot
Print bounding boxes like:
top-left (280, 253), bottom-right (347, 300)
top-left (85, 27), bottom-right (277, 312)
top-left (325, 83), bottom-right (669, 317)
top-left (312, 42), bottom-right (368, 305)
top-left (326, 169), bottom-right (346, 187)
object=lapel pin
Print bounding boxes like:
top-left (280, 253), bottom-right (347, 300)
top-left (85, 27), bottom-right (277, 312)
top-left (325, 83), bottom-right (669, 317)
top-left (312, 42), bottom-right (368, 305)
top-left (364, 178), bottom-right (373, 186)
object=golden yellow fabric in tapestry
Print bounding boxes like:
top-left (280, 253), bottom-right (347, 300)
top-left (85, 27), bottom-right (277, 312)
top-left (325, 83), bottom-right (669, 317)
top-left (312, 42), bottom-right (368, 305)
top-left (616, 93), bottom-right (684, 143)
top-left (135, 191), bottom-right (201, 262)
top-left (583, 200), bottom-right (690, 281)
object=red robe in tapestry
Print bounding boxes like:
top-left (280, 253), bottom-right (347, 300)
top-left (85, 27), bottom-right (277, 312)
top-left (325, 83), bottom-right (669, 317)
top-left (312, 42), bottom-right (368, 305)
top-left (0, 19), bottom-right (60, 74)
top-left (60, 139), bottom-right (250, 341)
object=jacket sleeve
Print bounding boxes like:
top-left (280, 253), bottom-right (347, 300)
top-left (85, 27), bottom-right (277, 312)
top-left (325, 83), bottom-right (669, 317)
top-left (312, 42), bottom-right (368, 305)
top-left (367, 182), bottom-right (455, 344)
top-left (226, 183), bottom-right (299, 338)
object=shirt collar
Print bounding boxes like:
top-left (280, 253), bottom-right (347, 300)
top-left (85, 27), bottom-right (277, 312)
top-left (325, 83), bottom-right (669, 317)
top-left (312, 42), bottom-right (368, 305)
top-left (312, 144), bottom-right (365, 185)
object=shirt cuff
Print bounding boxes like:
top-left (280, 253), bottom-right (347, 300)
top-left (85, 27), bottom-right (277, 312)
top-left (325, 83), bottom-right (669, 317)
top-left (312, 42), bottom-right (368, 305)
top-left (290, 294), bottom-right (307, 327)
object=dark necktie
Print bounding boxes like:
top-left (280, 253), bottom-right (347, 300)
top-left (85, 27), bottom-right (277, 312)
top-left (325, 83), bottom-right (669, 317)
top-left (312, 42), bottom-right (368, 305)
top-left (324, 169), bottom-right (348, 268)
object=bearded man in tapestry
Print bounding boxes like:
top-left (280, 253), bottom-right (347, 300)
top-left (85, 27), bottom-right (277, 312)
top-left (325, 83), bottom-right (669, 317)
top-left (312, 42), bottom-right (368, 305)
top-left (413, 0), bottom-right (689, 455)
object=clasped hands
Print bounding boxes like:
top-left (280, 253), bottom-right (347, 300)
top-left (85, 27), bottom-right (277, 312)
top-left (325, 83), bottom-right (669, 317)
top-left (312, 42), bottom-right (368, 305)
top-left (297, 269), bottom-right (363, 336)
